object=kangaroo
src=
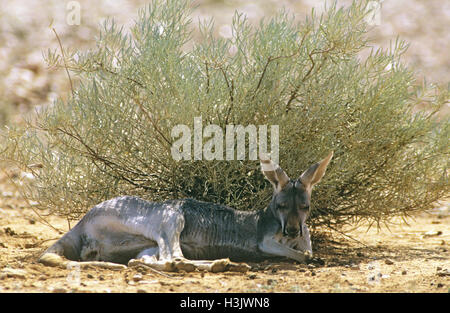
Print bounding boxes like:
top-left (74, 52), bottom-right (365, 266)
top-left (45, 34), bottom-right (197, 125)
top-left (38, 152), bottom-right (333, 272)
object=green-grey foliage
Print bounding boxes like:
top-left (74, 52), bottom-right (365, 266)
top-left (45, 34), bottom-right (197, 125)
top-left (1, 0), bottom-right (448, 229)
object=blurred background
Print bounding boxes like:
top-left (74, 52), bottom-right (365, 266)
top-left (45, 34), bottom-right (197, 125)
top-left (0, 0), bottom-right (449, 126)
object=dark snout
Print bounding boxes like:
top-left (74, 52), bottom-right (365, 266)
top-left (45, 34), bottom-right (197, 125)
top-left (283, 225), bottom-right (301, 238)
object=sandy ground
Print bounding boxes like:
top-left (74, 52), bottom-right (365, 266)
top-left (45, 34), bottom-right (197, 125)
top-left (0, 173), bottom-right (448, 293)
top-left (0, 0), bottom-right (449, 294)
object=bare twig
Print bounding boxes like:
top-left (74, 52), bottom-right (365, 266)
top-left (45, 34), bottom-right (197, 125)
top-left (94, 61), bottom-right (146, 90)
top-left (286, 44), bottom-right (336, 112)
top-left (205, 61), bottom-right (210, 94)
top-left (52, 28), bottom-right (74, 97)
top-left (325, 224), bottom-right (370, 248)
top-left (253, 30), bottom-right (310, 99)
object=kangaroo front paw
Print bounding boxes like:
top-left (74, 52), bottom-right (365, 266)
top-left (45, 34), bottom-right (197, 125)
top-left (174, 259), bottom-right (196, 272)
top-left (209, 258), bottom-right (230, 273)
top-left (304, 250), bottom-right (313, 261)
top-left (226, 261), bottom-right (251, 273)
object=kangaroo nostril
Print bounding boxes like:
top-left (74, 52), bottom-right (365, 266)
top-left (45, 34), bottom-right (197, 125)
top-left (285, 227), bottom-right (299, 238)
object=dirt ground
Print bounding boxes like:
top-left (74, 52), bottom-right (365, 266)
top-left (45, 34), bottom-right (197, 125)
top-left (0, 0), bottom-right (449, 294)
top-left (0, 173), bottom-right (448, 293)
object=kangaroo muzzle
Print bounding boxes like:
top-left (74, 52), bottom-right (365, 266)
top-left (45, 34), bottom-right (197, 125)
top-left (284, 226), bottom-right (300, 238)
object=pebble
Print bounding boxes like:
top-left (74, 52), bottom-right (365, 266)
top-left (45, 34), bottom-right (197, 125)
top-left (422, 230), bottom-right (442, 238)
top-left (267, 279), bottom-right (276, 285)
top-left (401, 270), bottom-right (407, 275)
top-left (52, 287), bottom-right (67, 293)
top-left (385, 259), bottom-right (394, 265)
top-left (2, 268), bottom-right (27, 279)
top-left (132, 274), bottom-right (143, 282)
top-left (248, 274), bottom-right (257, 279)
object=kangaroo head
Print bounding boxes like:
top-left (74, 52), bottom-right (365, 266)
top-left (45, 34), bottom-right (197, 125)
top-left (260, 151), bottom-right (333, 238)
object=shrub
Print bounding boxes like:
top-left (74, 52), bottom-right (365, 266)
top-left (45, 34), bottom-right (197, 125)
top-left (1, 0), bottom-right (448, 230)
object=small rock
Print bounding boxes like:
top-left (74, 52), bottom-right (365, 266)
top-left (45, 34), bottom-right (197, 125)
top-left (436, 269), bottom-right (449, 277)
top-left (422, 230), bottom-right (442, 238)
top-left (2, 268), bottom-right (27, 279)
top-left (385, 259), bottom-right (394, 265)
top-left (401, 270), bottom-right (407, 275)
top-left (311, 257), bottom-right (325, 266)
top-left (132, 274), bottom-right (143, 282)
top-left (437, 283), bottom-right (444, 288)
top-left (4, 227), bottom-right (17, 236)
top-left (248, 274), bottom-right (257, 279)
top-left (137, 289), bottom-right (147, 293)
top-left (87, 274), bottom-right (94, 279)
top-left (271, 268), bottom-right (278, 274)
top-left (52, 287), bottom-right (67, 293)
top-left (267, 279), bottom-right (276, 285)
top-left (99, 275), bottom-right (105, 281)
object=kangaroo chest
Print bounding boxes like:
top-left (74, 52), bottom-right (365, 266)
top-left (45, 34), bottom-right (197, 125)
top-left (178, 205), bottom-right (265, 261)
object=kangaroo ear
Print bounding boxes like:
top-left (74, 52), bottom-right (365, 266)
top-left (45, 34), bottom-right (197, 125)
top-left (260, 153), bottom-right (290, 192)
top-left (299, 151), bottom-right (333, 188)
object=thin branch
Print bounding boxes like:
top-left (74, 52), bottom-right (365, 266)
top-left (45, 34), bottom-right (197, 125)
top-left (220, 67), bottom-right (235, 124)
top-left (325, 224), bottom-right (370, 248)
top-left (52, 28), bottom-right (74, 97)
top-left (205, 61), bottom-right (210, 94)
top-left (253, 30), bottom-right (311, 99)
top-left (286, 44), bottom-right (336, 112)
top-left (132, 96), bottom-right (172, 147)
top-left (94, 61), bottom-right (147, 90)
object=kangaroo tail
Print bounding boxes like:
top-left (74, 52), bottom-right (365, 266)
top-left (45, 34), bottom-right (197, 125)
top-left (39, 225), bottom-right (82, 266)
